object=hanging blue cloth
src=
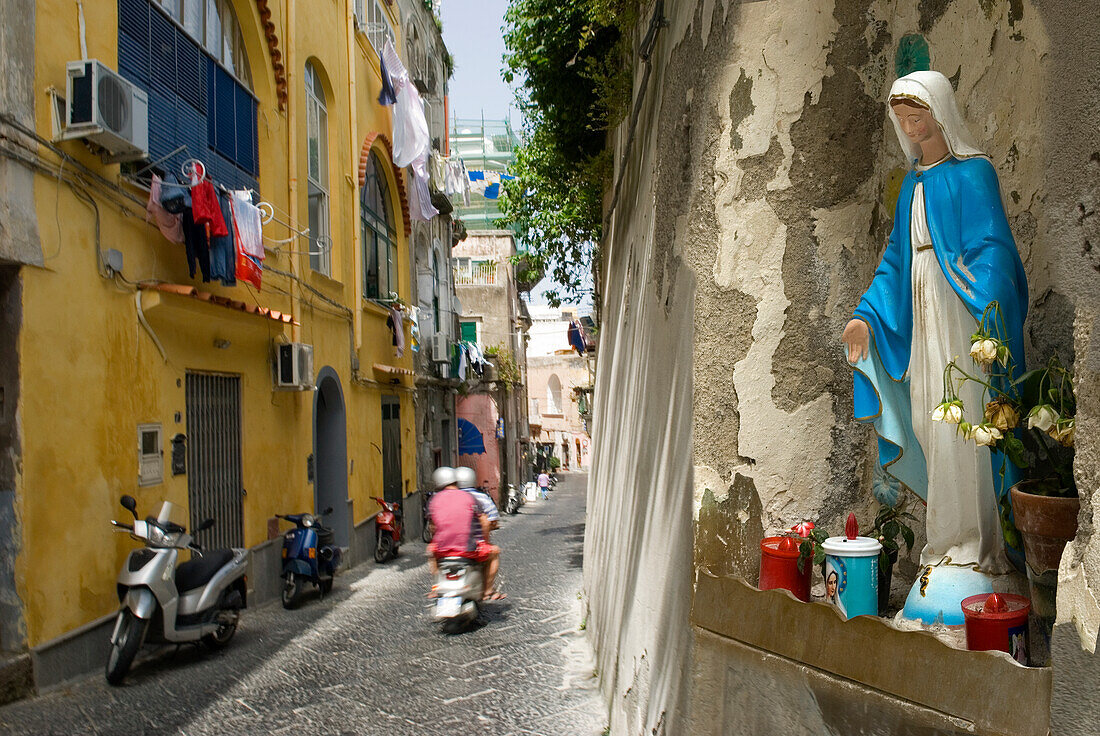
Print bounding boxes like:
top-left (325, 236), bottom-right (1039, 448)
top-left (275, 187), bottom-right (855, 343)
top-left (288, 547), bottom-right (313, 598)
top-left (378, 56), bottom-right (397, 105)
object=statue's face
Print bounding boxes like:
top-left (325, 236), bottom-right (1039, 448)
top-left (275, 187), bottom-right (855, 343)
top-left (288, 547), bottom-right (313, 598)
top-left (891, 101), bottom-right (943, 148)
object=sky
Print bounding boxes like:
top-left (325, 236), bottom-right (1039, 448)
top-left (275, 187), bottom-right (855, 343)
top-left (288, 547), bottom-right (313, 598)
top-left (440, 0), bottom-right (520, 127)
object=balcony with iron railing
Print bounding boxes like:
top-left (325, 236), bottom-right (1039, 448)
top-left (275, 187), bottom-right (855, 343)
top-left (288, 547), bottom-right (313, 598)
top-left (453, 260), bottom-right (498, 286)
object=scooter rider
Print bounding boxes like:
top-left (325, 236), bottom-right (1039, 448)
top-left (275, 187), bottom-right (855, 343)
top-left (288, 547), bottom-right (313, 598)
top-left (426, 467), bottom-right (497, 599)
top-left (454, 466), bottom-right (504, 601)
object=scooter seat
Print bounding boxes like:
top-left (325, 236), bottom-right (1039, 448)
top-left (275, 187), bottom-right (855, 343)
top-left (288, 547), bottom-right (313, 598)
top-left (314, 526), bottom-right (335, 548)
top-left (176, 549), bottom-right (234, 593)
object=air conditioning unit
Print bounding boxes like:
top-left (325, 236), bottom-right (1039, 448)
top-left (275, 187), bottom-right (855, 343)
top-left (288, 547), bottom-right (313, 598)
top-left (431, 332), bottom-right (449, 363)
top-left (275, 342), bottom-right (314, 390)
top-left (65, 60), bottom-right (149, 161)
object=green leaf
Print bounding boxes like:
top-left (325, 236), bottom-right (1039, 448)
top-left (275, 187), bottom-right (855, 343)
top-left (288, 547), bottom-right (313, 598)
top-left (900, 525), bottom-right (915, 552)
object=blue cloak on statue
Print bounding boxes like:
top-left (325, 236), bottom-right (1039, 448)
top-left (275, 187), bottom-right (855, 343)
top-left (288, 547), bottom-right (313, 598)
top-left (851, 156), bottom-right (1028, 505)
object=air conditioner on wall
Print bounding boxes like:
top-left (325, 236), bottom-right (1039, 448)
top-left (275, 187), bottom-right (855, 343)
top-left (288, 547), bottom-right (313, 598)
top-left (64, 60), bottom-right (149, 161)
top-left (274, 342), bottom-right (314, 390)
top-left (431, 332), bottom-right (449, 363)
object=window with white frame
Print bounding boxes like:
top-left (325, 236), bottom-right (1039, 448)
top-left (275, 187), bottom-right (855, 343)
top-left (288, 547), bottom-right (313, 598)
top-left (152, 0), bottom-right (252, 87)
top-left (305, 61), bottom-right (330, 275)
top-left (355, 0), bottom-right (395, 56)
top-left (138, 423), bottom-right (164, 486)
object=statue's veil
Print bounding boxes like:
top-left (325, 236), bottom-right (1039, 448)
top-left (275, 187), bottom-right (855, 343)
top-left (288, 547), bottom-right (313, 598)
top-left (888, 71), bottom-right (986, 165)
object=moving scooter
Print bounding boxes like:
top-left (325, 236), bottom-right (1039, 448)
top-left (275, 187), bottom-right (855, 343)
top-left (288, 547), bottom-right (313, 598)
top-left (373, 496), bottom-right (404, 562)
top-left (276, 508), bottom-right (340, 609)
top-left (433, 557), bottom-right (484, 634)
top-left (107, 495), bottom-right (247, 685)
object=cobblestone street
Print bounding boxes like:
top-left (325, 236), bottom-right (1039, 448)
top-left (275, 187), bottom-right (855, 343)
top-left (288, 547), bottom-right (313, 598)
top-left (0, 473), bottom-right (605, 736)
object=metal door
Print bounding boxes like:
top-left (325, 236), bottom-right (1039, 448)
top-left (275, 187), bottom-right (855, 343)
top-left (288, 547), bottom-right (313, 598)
top-left (381, 396), bottom-right (402, 503)
top-left (186, 372), bottom-right (244, 550)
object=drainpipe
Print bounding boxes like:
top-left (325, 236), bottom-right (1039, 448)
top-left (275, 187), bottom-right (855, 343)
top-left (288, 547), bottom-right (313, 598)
top-left (286, 0), bottom-right (301, 343)
top-left (346, 0), bottom-right (363, 362)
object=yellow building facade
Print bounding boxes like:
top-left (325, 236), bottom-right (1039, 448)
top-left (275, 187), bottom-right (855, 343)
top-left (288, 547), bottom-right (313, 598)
top-left (1, 0), bottom-right (419, 684)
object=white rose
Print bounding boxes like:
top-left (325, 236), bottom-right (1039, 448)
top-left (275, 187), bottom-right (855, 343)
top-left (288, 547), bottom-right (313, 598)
top-left (970, 339), bottom-right (999, 366)
top-left (944, 403), bottom-right (963, 424)
top-left (1027, 405), bottom-right (1059, 432)
top-left (931, 404), bottom-right (947, 422)
top-left (971, 425), bottom-right (1003, 446)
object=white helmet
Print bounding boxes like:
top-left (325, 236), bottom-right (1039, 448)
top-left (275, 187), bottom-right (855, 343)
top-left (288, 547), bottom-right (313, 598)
top-left (454, 466), bottom-right (477, 490)
top-left (431, 466), bottom-right (457, 490)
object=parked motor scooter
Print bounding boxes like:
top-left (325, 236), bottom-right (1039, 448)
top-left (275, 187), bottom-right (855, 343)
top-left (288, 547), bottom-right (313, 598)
top-left (106, 495), bottom-right (247, 685)
top-left (421, 490), bottom-right (434, 543)
top-left (504, 483), bottom-right (525, 515)
top-left (373, 496), bottom-right (404, 562)
top-left (433, 557), bottom-right (484, 633)
top-left (276, 508), bottom-right (340, 608)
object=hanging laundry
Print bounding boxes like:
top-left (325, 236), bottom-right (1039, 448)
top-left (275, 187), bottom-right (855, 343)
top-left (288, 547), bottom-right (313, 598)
top-left (378, 52), bottom-right (398, 105)
top-left (455, 342), bottom-right (468, 381)
top-left (146, 174), bottom-right (184, 244)
top-left (408, 306), bottom-right (420, 353)
top-left (159, 175), bottom-right (191, 214)
top-left (230, 191), bottom-right (264, 260)
top-left (181, 209), bottom-right (212, 283)
top-left (230, 191), bottom-right (263, 290)
top-left (191, 179), bottom-right (229, 238)
top-left (406, 166), bottom-right (439, 221)
top-left (429, 151), bottom-right (447, 192)
top-left (386, 305), bottom-right (406, 358)
top-left (382, 38), bottom-right (430, 171)
top-left (207, 193), bottom-right (237, 286)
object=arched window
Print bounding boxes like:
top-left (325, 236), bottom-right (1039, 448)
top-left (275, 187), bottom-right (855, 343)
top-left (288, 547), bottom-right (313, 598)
top-left (547, 375), bottom-right (562, 415)
top-left (361, 151), bottom-right (398, 299)
top-left (305, 61), bottom-right (330, 275)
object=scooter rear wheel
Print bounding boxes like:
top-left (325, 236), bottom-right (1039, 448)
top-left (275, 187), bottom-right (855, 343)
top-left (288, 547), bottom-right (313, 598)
top-left (105, 610), bottom-right (147, 686)
top-left (202, 608), bottom-right (239, 650)
top-left (375, 533), bottom-right (395, 563)
top-left (281, 574), bottom-right (302, 609)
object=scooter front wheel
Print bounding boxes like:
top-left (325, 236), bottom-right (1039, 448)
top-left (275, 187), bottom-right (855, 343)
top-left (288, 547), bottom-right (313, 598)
top-left (281, 573), bottom-right (302, 609)
top-left (105, 610), bottom-right (147, 686)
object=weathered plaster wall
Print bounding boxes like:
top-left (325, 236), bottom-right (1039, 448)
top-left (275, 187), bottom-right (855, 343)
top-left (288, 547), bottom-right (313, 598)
top-left (591, 0), bottom-right (1100, 733)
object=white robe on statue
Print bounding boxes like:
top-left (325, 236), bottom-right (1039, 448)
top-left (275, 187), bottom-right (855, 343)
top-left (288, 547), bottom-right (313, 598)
top-left (907, 162), bottom-right (1009, 573)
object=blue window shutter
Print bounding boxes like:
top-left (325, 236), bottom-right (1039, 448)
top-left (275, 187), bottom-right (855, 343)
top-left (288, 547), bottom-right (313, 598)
top-left (212, 66), bottom-right (237, 161)
top-left (118, 30), bottom-right (150, 87)
top-left (117, 0), bottom-right (148, 45)
top-left (234, 84), bottom-right (256, 175)
top-left (206, 56), bottom-right (217, 146)
top-left (145, 87), bottom-right (177, 167)
top-left (175, 33), bottom-right (205, 114)
top-left (148, 10), bottom-right (175, 93)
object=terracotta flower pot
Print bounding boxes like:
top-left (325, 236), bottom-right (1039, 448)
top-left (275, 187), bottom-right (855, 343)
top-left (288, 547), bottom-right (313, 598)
top-left (1010, 485), bottom-right (1080, 573)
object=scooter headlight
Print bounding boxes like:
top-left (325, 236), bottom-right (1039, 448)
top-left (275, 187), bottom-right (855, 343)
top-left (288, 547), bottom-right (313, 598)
top-left (302, 514), bottom-right (315, 528)
top-left (147, 524), bottom-right (174, 548)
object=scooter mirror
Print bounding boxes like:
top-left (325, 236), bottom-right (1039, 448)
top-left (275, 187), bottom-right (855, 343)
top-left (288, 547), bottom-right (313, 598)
top-left (120, 495), bottom-right (138, 518)
top-left (196, 518), bottom-right (215, 532)
top-left (321, 507), bottom-right (333, 516)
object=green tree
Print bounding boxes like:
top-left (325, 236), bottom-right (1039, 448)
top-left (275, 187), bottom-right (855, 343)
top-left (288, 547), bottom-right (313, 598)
top-left (500, 0), bottom-right (638, 304)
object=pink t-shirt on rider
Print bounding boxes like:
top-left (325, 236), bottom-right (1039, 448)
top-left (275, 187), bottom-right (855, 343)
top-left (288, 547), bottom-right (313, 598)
top-left (429, 487), bottom-right (478, 555)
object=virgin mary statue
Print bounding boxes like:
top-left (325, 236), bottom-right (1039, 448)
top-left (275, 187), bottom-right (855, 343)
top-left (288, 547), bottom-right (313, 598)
top-left (842, 71), bottom-right (1028, 577)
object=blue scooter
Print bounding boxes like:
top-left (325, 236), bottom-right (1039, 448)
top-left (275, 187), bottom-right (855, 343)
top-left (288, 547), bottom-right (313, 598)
top-left (276, 508), bottom-right (340, 609)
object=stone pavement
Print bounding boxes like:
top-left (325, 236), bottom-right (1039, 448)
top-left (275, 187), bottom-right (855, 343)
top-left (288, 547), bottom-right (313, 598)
top-left (0, 472), bottom-right (606, 736)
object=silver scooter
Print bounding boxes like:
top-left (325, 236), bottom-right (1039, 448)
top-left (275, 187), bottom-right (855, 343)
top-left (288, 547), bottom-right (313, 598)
top-left (433, 557), bottom-right (483, 633)
top-left (106, 495), bottom-right (248, 685)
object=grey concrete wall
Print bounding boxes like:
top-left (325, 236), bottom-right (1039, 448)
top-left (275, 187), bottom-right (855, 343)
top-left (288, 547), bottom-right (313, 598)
top-left (590, 0), bottom-right (1100, 733)
top-left (0, 0), bottom-right (42, 268)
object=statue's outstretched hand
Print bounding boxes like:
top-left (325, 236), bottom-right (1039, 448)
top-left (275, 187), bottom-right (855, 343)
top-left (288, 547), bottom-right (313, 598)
top-left (842, 319), bottom-right (870, 364)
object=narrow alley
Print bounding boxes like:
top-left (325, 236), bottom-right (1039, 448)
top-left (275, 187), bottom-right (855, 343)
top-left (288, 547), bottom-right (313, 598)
top-left (0, 474), bottom-right (604, 736)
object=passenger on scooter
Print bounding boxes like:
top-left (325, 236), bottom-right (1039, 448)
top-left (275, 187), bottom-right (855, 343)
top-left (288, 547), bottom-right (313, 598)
top-left (455, 467), bottom-right (504, 601)
top-left (426, 467), bottom-right (499, 600)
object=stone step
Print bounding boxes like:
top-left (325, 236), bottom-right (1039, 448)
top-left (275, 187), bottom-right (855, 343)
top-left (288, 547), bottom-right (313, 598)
top-left (0, 652), bottom-right (33, 706)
